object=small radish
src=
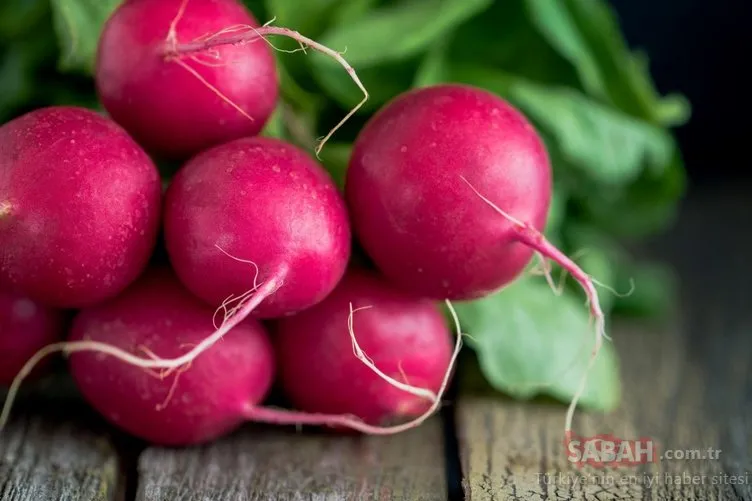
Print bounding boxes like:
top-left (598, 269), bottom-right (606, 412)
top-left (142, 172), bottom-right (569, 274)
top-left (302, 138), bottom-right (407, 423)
top-left (96, 0), bottom-right (367, 159)
top-left (66, 269), bottom-right (276, 446)
top-left (0, 290), bottom-right (64, 386)
top-left (345, 84), bottom-right (607, 433)
top-left (164, 136), bottom-right (351, 320)
top-left (273, 268), bottom-right (455, 426)
top-left (0, 269), bottom-right (456, 442)
top-left (0, 106), bottom-right (161, 308)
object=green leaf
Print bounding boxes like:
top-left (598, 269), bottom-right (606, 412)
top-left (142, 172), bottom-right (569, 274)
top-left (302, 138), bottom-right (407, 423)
top-left (50, 0), bottom-right (121, 74)
top-left (264, 0), bottom-right (339, 37)
top-left (612, 261), bottom-right (677, 319)
top-left (260, 104), bottom-right (287, 140)
top-left (330, 0), bottom-right (380, 25)
top-left (447, 0), bottom-right (579, 87)
top-left (311, 0), bottom-right (491, 107)
top-left (0, 0), bottom-right (48, 41)
top-left (581, 144), bottom-right (686, 237)
top-left (524, 0), bottom-right (690, 127)
top-left (454, 278), bottom-right (620, 411)
top-left (512, 83), bottom-right (675, 186)
top-left (317, 142), bottom-right (352, 190)
top-left (412, 38), bottom-right (450, 88)
top-left (544, 186), bottom-right (567, 239)
top-left (312, 59), bottom-right (416, 113)
top-left (314, 0), bottom-right (491, 68)
top-left (450, 66), bottom-right (675, 186)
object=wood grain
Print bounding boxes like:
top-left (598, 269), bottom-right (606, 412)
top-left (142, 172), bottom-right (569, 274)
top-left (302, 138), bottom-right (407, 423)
top-left (456, 185), bottom-right (752, 500)
top-left (136, 417), bottom-right (447, 501)
top-left (0, 392), bottom-right (121, 501)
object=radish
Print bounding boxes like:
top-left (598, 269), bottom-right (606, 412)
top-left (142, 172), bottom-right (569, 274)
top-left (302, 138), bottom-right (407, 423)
top-left (164, 136), bottom-right (351, 320)
top-left (0, 106), bottom-right (161, 308)
top-left (344, 84), bottom-right (607, 433)
top-left (0, 269), bottom-right (457, 441)
top-left (66, 269), bottom-right (276, 445)
top-left (0, 290), bottom-right (64, 386)
top-left (274, 268), bottom-right (456, 426)
top-left (96, 0), bottom-right (367, 159)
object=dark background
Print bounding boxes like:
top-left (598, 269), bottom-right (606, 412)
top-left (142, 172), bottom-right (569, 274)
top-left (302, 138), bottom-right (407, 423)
top-left (611, 0), bottom-right (751, 186)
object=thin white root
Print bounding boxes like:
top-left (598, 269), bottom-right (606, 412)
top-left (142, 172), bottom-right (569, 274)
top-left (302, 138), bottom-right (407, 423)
top-left (168, 17), bottom-right (368, 156)
top-left (347, 303), bottom-right (438, 403)
top-left (459, 175), bottom-right (609, 436)
top-left (0, 261), bottom-right (286, 432)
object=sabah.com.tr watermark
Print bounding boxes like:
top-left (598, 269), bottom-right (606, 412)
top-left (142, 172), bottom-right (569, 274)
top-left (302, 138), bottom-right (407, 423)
top-left (564, 432), bottom-right (723, 468)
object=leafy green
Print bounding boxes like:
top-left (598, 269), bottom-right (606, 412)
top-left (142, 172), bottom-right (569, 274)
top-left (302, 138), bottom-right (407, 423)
top-left (310, 0), bottom-right (491, 107)
top-left (524, 0), bottom-right (690, 127)
top-left (454, 278), bottom-right (621, 410)
top-left (264, 0), bottom-right (339, 38)
top-left (49, 0), bottom-right (121, 74)
top-left (612, 260), bottom-right (678, 318)
top-left (317, 142), bottom-right (353, 189)
top-left (412, 39), bottom-right (450, 88)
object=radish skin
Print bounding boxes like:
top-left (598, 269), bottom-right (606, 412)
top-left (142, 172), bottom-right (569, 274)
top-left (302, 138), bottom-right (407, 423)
top-left (0, 106), bottom-right (161, 308)
top-left (273, 269), bottom-right (455, 426)
top-left (0, 291), bottom-right (64, 386)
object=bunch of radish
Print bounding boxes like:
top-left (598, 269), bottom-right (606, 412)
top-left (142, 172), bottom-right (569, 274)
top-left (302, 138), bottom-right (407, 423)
top-left (0, 0), bottom-right (606, 446)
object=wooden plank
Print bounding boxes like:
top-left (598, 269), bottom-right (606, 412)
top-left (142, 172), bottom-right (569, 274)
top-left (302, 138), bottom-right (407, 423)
top-left (456, 185), bottom-right (752, 501)
top-left (0, 377), bottom-right (122, 501)
top-left (137, 417), bottom-right (447, 501)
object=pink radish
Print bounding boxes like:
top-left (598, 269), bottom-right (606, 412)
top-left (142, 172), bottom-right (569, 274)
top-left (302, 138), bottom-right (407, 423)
top-left (96, 0), bottom-right (367, 159)
top-left (345, 84), bottom-right (607, 433)
top-left (164, 136), bottom-right (351, 320)
top-left (0, 269), bottom-right (457, 441)
top-left (274, 268), bottom-right (455, 426)
top-left (0, 106), bottom-right (161, 308)
top-left (0, 290), bottom-right (64, 386)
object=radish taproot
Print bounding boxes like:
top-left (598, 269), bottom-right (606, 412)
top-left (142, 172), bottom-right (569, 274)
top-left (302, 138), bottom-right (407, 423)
top-left (274, 268), bottom-right (456, 426)
top-left (0, 290), bottom-right (64, 386)
top-left (345, 84), bottom-right (607, 432)
top-left (0, 106), bottom-right (161, 308)
top-left (96, 0), bottom-right (367, 159)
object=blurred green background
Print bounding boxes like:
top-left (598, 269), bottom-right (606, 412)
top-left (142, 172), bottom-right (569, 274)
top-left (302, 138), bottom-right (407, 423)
top-left (0, 0), bottom-right (691, 411)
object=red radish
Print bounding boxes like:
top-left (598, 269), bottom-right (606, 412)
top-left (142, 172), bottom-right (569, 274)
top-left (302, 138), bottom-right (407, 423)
top-left (164, 136), bottom-right (351, 319)
top-left (0, 106), bottom-right (161, 308)
top-left (0, 269), bottom-right (457, 441)
top-left (96, 0), bottom-right (367, 159)
top-left (67, 269), bottom-right (276, 446)
top-left (345, 84), bottom-right (606, 433)
top-left (0, 290), bottom-right (64, 386)
top-left (274, 268), bottom-right (454, 426)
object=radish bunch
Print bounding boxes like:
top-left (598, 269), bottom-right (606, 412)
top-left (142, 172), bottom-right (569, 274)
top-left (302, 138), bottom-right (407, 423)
top-left (0, 0), bottom-right (608, 445)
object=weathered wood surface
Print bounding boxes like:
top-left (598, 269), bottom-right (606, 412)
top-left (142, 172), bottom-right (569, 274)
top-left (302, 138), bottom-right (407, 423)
top-left (457, 185), bottom-right (752, 500)
top-left (0, 377), bottom-right (122, 501)
top-left (136, 418), bottom-right (448, 501)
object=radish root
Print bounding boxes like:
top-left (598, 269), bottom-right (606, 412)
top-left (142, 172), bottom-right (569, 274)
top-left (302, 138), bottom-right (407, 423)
top-left (459, 175), bottom-right (607, 435)
top-left (162, 0), bottom-right (367, 156)
top-left (0, 262), bottom-right (286, 432)
top-left (243, 299), bottom-right (463, 434)
top-left (347, 303), bottom-right (438, 404)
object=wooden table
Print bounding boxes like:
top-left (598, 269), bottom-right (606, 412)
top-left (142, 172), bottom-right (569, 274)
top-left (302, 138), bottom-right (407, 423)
top-left (2, 185), bottom-right (750, 501)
